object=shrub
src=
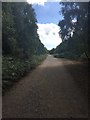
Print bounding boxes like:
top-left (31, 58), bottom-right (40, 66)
top-left (54, 52), bottom-right (80, 60)
top-left (2, 54), bottom-right (47, 94)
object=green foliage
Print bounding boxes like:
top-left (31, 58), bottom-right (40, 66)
top-left (2, 2), bottom-right (47, 58)
top-left (80, 53), bottom-right (88, 61)
top-left (55, 2), bottom-right (89, 60)
top-left (49, 48), bottom-right (55, 54)
top-left (54, 52), bottom-right (79, 60)
top-left (30, 54), bottom-right (47, 68)
top-left (2, 2), bottom-right (47, 94)
top-left (2, 55), bottom-right (47, 94)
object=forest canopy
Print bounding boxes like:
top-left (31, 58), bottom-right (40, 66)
top-left (54, 2), bottom-right (89, 60)
top-left (2, 2), bottom-right (47, 58)
top-left (2, 2), bottom-right (47, 94)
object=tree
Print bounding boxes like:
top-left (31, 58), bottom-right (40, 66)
top-left (55, 2), bottom-right (89, 60)
top-left (2, 3), bottom-right (17, 55)
top-left (2, 2), bottom-right (47, 58)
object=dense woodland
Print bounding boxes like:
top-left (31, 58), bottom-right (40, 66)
top-left (2, 2), bottom-right (47, 94)
top-left (2, 2), bottom-right (89, 94)
top-left (51, 2), bottom-right (89, 61)
top-left (2, 2), bottom-right (47, 57)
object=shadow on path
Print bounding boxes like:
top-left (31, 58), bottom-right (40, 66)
top-left (2, 55), bottom-right (88, 118)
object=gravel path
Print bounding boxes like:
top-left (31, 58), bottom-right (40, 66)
top-left (2, 55), bottom-right (88, 118)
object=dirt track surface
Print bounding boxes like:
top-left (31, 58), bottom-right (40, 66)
top-left (2, 55), bottom-right (88, 118)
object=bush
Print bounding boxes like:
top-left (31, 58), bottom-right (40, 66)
top-left (54, 53), bottom-right (64, 58)
top-left (80, 53), bottom-right (88, 60)
top-left (2, 54), bottom-right (47, 94)
top-left (54, 52), bottom-right (80, 60)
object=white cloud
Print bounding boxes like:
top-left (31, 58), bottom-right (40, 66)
top-left (27, 0), bottom-right (47, 6)
top-left (27, 0), bottom-right (62, 5)
top-left (37, 23), bottom-right (62, 50)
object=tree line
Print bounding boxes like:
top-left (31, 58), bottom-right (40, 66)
top-left (2, 2), bottom-right (47, 58)
top-left (51, 2), bottom-right (89, 61)
top-left (2, 2), bottom-right (47, 94)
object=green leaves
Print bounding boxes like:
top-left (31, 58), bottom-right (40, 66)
top-left (2, 2), bottom-right (46, 58)
top-left (58, 2), bottom-right (88, 41)
top-left (55, 2), bottom-right (89, 60)
top-left (2, 2), bottom-right (47, 94)
top-left (2, 55), bottom-right (47, 94)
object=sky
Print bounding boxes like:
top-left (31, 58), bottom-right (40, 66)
top-left (27, 0), bottom-right (63, 50)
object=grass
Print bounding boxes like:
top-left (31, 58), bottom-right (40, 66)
top-left (2, 54), bottom-right (47, 94)
top-left (53, 52), bottom-right (89, 61)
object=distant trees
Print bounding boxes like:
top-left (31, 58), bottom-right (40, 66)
top-left (49, 48), bottom-right (55, 54)
top-left (55, 2), bottom-right (89, 60)
top-left (2, 2), bottom-right (47, 58)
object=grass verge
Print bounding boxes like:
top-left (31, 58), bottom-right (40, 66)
top-left (2, 54), bottom-right (47, 95)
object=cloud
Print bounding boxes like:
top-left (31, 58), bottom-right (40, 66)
top-left (37, 23), bottom-right (62, 50)
top-left (26, 0), bottom-right (62, 6)
top-left (27, 0), bottom-right (47, 6)
top-left (27, 0), bottom-right (60, 5)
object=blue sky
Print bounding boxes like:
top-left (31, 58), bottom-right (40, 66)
top-left (32, 2), bottom-right (63, 24)
top-left (30, 2), bottom-right (63, 50)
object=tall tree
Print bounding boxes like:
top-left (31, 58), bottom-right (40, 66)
top-left (56, 2), bottom-right (89, 60)
top-left (2, 2), bottom-right (47, 58)
top-left (2, 3), bottom-right (16, 55)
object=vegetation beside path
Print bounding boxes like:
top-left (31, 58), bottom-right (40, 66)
top-left (2, 54), bottom-right (47, 94)
top-left (49, 3), bottom-right (89, 62)
top-left (2, 2), bottom-right (47, 94)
